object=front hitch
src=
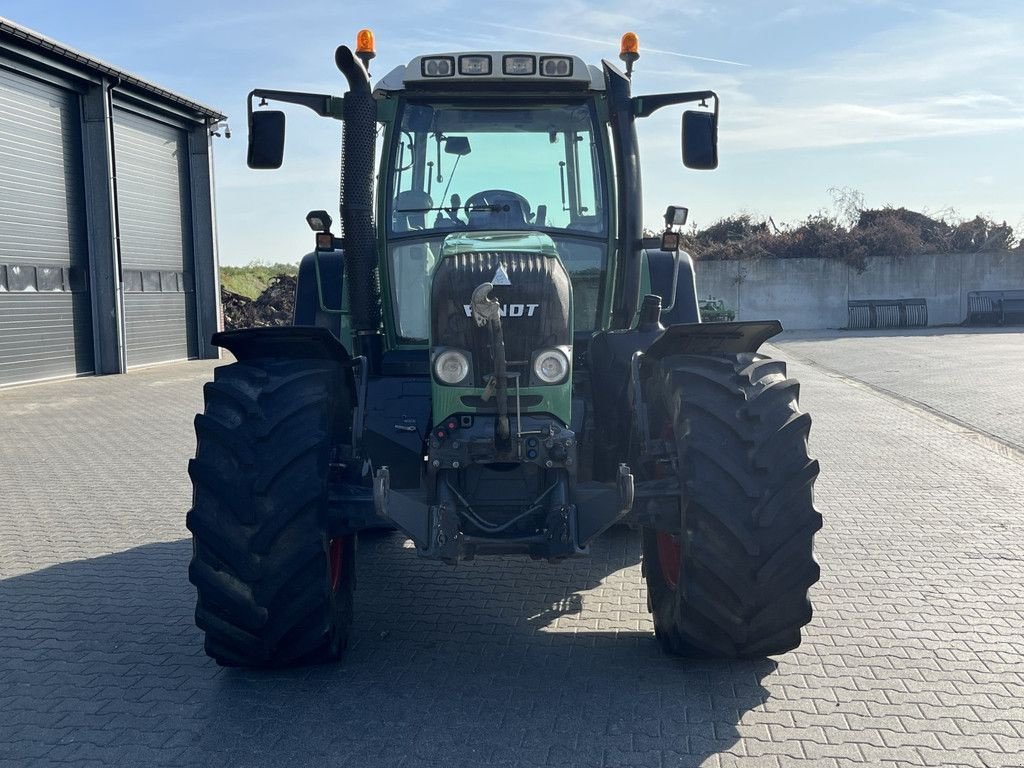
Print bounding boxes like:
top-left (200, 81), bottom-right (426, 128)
top-left (471, 281), bottom-right (511, 441)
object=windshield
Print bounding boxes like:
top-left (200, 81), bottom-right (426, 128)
top-left (388, 102), bottom-right (607, 236)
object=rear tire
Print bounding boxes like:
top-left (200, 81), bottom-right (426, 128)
top-left (641, 353), bottom-right (821, 658)
top-left (186, 358), bottom-right (354, 667)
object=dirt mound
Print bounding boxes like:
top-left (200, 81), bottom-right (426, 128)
top-left (221, 274), bottom-right (296, 331)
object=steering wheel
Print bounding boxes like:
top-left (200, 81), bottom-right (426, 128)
top-left (463, 189), bottom-right (532, 222)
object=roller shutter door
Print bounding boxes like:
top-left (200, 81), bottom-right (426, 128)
top-left (0, 67), bottom-right (93, 386)
top-left (113, 108), bottom-right (197, 367)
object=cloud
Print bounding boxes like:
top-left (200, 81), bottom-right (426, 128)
top-left (719, 10), bottom-right (1024, 152)
top-left (725, 96), bottom-right (1024, 151)
top-left (474, 22), bottom-right (750, 67)
top-left (797, 12), bottom-right (1023, 91)
top-left (771, 0), bottom-right (921, 23)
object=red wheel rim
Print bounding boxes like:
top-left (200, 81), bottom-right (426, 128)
top-left (656, 532), bottom-right (681, 591)
top-left (328, 537), bottom-right (345, 592)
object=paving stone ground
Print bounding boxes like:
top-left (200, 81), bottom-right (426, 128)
top-left (774, 327), bottom-right (1024, 451)
top-left (1, 332), bottom-right (1023, 768)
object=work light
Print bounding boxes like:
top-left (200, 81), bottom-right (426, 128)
top-left (503, 55), bottom-right (536, 76)
top-left (305, 210), bottom-right (332, 232)
top-left (422, 57), bottom-right (455, 77)
top-left (539, 57), bottom-right (572, 77)
top-left (459, 55), bottom-right (491, 76)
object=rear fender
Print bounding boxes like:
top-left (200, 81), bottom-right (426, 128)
top-left (645, 249), bottom-right (700, 325)
top-left (293, 250), bottom-right (346, 341)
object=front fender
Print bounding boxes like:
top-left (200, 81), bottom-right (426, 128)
top-left (213, 325), bottom-right (353, 365)
top-left (643, 319), bottom-right (782, 359)
top-left (587, 318), bottom-right (783, 480)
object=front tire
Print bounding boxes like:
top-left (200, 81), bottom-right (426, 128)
top-left (641, 353), bottom-right (821, 658)
top-left (186, 358), bottom-right (354, 667)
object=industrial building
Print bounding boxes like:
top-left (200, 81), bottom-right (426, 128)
top-left (0, 17), bottom-right (224, 387)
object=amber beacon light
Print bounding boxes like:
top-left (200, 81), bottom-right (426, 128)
top-left (619, 31), bottom-right (639, 77)
top-left (355, 28), bottom-right (376, 71)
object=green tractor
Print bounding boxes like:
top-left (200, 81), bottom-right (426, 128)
top-left (187, 31), bottom-right (821, 667)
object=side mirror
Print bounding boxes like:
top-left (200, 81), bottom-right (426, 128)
top-left (681, 110), bottom-right (717, 170)
top-left (248, 110), bottom-right (286, 169)
top-left (444, 136), bottom-right (472, 156)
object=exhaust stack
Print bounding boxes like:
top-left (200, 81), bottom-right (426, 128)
top-left (335, 45), bottom-right (382, 361)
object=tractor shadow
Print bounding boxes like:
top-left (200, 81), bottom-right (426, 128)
top-left (0, 531), bottom-right (776, 768)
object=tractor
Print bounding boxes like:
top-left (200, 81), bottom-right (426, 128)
top-left (186, 30), bottom-right (821, 667)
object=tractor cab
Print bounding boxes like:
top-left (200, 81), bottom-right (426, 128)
top-left (370, 49), bottom-right (714, 348)
top-left (380, 88), bottom-right (610, 342)
top-left (374, 54), bottom-right (610, 344)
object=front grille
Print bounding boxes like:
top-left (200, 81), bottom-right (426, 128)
top-left (431, 250), bottom-right (571, 387)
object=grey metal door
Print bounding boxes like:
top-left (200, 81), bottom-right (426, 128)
top-left (113, 107), bottom-right (197, 367)
top-left (0, 66), bottom-right (93, 386)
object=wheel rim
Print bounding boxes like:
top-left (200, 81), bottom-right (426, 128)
top-left (328, 537), bottom-right (345, 592)
top-left (656, 532), bottom-right (681, 591)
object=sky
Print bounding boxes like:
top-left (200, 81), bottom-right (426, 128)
top-left (4, 1), bottom-right (1022, 265)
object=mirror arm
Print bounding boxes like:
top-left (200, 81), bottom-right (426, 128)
top-left (632, 90), bottom-right (718, 119)
top-left (247, 89), bottom-right (343, 120)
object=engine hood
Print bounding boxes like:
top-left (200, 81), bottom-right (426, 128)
top-left (438, 230), bottom-right (561, 259)
top-left (429, 230), bottom-right (573, 426)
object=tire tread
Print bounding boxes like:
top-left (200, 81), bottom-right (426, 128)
top-left (186, 358), bottom-right (353, 667)
top-left (642, 352), bottom-right (821, 658)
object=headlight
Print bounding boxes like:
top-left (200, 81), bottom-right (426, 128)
top-left (433, 349), bottom-right (471, 385)
top-left (532, 348), bottom-right (569, 384)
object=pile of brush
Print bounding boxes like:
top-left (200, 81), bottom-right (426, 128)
top-left (221, 274), bottom-right (296, 330)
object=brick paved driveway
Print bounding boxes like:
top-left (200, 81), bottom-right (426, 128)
top-left (775, 328), bottom-right (1024, 452)
top-left (1, 332), bottom-right (1023, 767)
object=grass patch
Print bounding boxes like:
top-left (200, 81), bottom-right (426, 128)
top-left (220, 261), bottom-right (299, 299)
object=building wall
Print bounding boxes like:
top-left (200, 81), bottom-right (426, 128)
top-left (0, 33), bottom-right (221, 386)
top-left (694, 251), bottom-right (1024, 329)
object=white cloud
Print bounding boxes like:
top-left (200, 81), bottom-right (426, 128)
top-left (475, 22), bottom-right (750, 67)
top-left (726, 95), bottom-right (1024, 151)
top-left (718, 11), bottom-right (1024, 152)
top-left (771, 0), bottom-right (921, 23)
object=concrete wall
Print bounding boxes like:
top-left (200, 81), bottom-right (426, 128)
top-left (694, 251), bottom-right (1024, 329)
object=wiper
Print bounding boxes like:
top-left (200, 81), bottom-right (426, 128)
top-left (395, 203), bottom-right (506, 213)
top-left (395, 205), bottom-right (454, 213)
